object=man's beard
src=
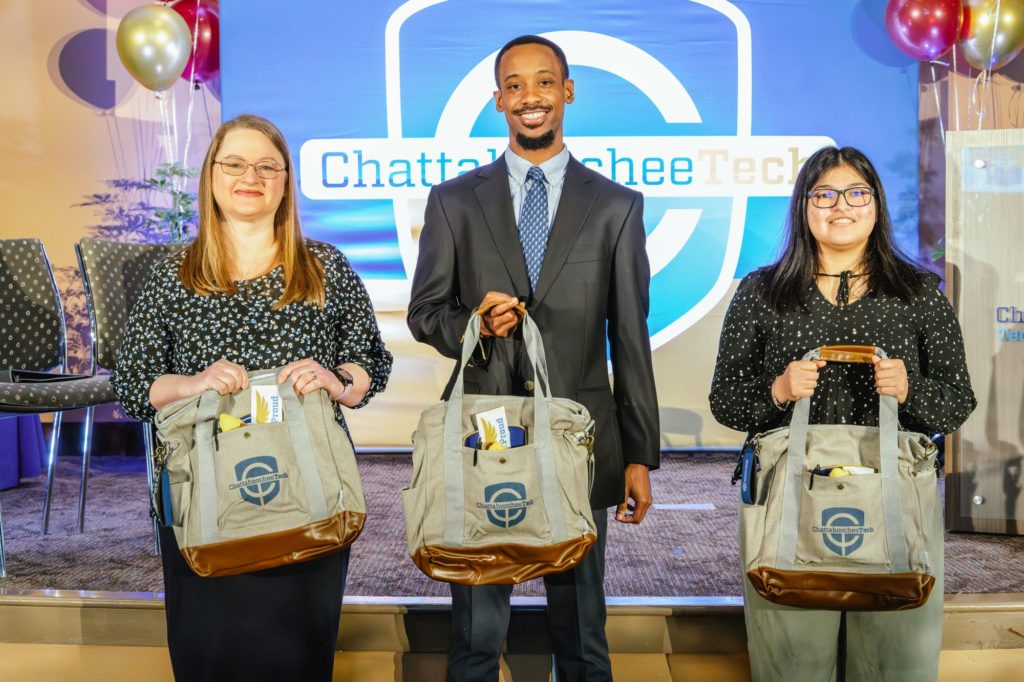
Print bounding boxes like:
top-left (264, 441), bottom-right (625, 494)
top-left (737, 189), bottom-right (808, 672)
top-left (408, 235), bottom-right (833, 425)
top-left (516, 129), bottom-right (556, 151)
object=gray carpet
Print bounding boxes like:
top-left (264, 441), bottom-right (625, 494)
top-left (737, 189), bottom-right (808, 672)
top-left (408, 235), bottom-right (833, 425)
top-left (1, 453), bottom-right (1022, 596)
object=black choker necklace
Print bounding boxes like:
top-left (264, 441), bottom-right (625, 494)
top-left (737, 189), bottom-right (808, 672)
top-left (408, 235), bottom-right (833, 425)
top-left (814, 270), bottom-right (864, 307)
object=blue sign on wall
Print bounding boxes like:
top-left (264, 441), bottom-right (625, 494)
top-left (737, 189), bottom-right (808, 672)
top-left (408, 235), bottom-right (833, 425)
top-left (222, 0), bottom-right (918, 350)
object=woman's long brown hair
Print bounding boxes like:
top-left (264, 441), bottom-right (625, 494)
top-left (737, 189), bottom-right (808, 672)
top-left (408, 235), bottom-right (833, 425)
top-left (180, 113), bottom-right (324, 308)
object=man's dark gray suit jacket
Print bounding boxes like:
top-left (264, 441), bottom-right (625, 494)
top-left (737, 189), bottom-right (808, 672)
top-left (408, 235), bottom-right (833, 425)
top-left (407, 155), bottom-right (660, 509)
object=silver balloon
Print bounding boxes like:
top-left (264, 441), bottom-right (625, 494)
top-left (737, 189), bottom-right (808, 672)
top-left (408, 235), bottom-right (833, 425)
top-left (116, 5), bottom-right (192, 92)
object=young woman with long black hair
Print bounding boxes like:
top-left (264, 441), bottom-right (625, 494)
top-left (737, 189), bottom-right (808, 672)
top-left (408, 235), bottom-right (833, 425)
top-left (709, 146), bottom-right (975, 681)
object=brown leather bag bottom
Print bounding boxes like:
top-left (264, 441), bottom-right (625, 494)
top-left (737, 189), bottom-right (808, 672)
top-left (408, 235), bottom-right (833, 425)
top-left (412, 532), bottom-right (597, 585)
top-left (182, 510), bottom-right (365, 577)
top-left (747, 567), bottom-right (935, 611)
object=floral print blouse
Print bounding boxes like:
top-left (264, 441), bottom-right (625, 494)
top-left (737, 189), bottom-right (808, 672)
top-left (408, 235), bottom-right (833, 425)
top-left (709, 271), bottom-right (976, 436)
top-left (113, 240), bottom-right (392, 425)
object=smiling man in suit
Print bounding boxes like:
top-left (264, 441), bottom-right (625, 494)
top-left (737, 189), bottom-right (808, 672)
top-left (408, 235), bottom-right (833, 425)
top-left (407, 34), bottom-right (660, 682)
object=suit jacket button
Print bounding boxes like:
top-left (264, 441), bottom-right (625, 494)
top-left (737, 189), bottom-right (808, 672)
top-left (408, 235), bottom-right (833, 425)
top-left (524, 380), bottom-right (535, 391)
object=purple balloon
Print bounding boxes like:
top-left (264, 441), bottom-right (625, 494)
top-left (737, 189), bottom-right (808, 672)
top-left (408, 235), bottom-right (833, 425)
top-left (57, 28), bottom-right (122, 110)
top-left (206, 72), bottom-right (222, 101)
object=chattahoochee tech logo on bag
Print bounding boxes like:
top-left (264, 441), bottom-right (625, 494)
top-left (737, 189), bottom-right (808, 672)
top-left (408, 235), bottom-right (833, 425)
top-left (477, 482), bottom-right (533, 528)
top-left (229, 456), bottom-right (290, 507)
top-left (814, 507), bottom-right (875, 557)
top-left (297, 0), bottom-right (835, 350)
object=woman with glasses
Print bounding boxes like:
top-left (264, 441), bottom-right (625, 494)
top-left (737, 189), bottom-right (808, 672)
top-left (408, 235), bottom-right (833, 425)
top-left (708, 146), bottom-right (975, 681)
top-left (113, 113), bottom-right (392, 681)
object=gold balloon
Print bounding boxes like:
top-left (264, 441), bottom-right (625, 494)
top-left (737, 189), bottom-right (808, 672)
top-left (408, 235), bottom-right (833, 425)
top-left (960, 0), bottom-right (1024, 70)
top-left (116, 5), bottom-right (192, 92)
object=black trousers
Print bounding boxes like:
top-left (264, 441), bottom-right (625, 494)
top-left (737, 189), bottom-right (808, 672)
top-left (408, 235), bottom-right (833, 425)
top-left (158, 525), bottom-right (349, 682)
top-left (447, 510), bottom-right (611, 682)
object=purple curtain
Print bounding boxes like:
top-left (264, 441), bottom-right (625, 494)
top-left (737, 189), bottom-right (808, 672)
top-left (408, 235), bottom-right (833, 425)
top-left (0, 415), bottom-right (46, 490)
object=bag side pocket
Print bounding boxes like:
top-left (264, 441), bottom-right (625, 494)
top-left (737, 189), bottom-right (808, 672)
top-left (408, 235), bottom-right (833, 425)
top-left (400, 479), bottom-right (442, 554)
top-left (169, 477), bottom-right (190, 528)
top-left (740, 498), bottom-right (768, 574)
top-left (907, 461), bottom-right (938, 572)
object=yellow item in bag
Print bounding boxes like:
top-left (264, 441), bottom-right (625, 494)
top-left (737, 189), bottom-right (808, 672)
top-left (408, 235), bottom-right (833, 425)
top-left (218, 413), bottom-right (245, 433)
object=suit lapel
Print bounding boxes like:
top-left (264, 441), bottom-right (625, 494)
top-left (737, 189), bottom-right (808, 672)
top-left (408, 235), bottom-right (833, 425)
top-left (473, 157), bottom-right (531, 296)
top-left (532, 159), bottom-right (597, 307)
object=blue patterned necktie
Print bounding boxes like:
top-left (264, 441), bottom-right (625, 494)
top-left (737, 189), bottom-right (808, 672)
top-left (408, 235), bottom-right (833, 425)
top-left (518, 166), bottom-right (549, 292)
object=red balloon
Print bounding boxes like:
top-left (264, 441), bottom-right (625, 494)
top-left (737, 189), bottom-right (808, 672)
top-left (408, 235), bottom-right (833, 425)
top-left (884, 0), bottom-right (963, 61)
top-left (169, 0), bottom-right (220, 84)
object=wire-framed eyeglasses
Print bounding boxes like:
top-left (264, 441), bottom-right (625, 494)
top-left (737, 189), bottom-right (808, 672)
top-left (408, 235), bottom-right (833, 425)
top-left (807, 186), bottom-right (874, 209)
top-left (214, 158), bottom-right (287, 179)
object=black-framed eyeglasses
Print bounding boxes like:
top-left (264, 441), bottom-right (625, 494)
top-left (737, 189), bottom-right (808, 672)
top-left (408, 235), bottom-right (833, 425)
top-left (213, 159), bottom-right (287, 179)
top-left (807, 186), bottom-right (874, 209)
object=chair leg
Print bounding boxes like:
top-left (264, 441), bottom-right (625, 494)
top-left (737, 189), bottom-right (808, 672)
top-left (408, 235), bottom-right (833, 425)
top-left (0, 492), bottom-right (8, 579)
top-left (76, 405), bottom-right (95, 533)
top-left (142, 423), bottom-right (161, 556)
top-left (41, 411), bottom-right (65, 534)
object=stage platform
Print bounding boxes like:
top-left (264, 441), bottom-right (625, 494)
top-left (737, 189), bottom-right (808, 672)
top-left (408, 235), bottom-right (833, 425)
top-left (4, 452), bottom-right (1023, 596)
top-left (2, 452), bottom-right (1024, 679)
top-left (0, 590), bottom-right (1022, 681)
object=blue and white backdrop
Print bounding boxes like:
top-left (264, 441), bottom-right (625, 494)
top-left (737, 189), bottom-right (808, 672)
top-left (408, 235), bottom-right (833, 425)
top-left (221, 0), bottom-right (919, 446)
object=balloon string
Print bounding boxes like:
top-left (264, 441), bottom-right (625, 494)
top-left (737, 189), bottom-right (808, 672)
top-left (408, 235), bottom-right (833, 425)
top-left (156, 93), bottom-right (166, 166)
top-left (158, 91), bottom-right (175, 167)
top-left (979, 70), bottom-right (988, 130)
top-left (181, 0), bottom-right (201, 182)
top-left (113, 110), bottom-right (128, 180)
top-left (951, 45), bottom-right (961, 132)
top-left (929, 62), bottom-right (946, 146)
top-left (201, 81), bottom-right (214, 137)
top-left (132, 97), bottom-right (142, 181)
top-left (978, 0), bottom-right (1002, 130)
top-left (103, 110), bottom-right (122, 179)
top-left (102, 111), bottom-right (116, 178)
top-left (165, 89), bottom-right (174, 166)
top-left (971, 69), bottom-right (987, 130)
top-left (988, 0), bottom-right (1003, 71)
top-left (1010, 82), bottom-right (1022, 128)
top-left (171, 88), bottom-right (181, 166)
top-left (139, 96), bottom-right (152, 181)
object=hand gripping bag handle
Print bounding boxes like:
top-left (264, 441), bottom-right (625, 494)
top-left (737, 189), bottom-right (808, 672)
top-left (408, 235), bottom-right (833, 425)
top-left (440, 312), bottom-right (567, 547)
top-left (192, 370), bottom-right (329, 546)
top-left (775, 345), bottom-right (910, 573)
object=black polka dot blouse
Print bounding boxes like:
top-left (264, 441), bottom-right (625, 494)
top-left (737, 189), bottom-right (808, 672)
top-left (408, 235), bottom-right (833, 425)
top-left (709, 271), bottom-right (976, 436)
top-left (112, 240), bottom-right (393, 425)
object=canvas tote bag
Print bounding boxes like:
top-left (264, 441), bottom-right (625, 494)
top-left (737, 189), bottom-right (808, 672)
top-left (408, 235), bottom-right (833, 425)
top-left (741, 345), bottom-right (939, 611)
top-left (154, 368), bottom-right (365, 577)
top-left (402, 311), bottom-right (597, 585)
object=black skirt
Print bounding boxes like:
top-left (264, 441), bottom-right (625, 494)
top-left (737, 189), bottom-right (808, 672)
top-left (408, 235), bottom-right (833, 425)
top-left (157, 526), bottom-right (349, 682)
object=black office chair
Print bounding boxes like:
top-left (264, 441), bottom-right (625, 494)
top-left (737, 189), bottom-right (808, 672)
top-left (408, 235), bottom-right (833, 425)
top-left (0, 238), bottom-right (115, 577)
top-left (75, 237), bottom-right (175, 553)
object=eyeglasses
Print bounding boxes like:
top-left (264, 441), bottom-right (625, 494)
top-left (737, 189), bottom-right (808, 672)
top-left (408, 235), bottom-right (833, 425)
top-left (807, 186), bottom-right (874, 209)
top-left (214, 159), bottom-right (287, 179)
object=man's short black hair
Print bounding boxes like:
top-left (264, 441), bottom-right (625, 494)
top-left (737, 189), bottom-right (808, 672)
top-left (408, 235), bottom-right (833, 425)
top-left (493, 35), bottom-right (570, 86)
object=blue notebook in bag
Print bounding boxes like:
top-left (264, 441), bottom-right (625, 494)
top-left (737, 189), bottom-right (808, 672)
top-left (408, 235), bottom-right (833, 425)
top-left (464, 425), bottom-right (527, 449)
